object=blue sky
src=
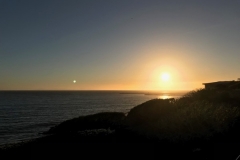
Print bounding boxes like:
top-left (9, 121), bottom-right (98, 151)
top-left (1, 0), bottom-right (240, 90)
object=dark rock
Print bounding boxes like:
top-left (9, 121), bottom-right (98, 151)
top-left (44, 112), bottom-right (126, 134)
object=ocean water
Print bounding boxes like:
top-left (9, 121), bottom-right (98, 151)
top-left (0, 91), bottom-right (187, 145)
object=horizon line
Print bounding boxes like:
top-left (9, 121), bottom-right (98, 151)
top-left (0, 89), bottom-right (192, 92)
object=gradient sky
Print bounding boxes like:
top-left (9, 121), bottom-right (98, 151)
top-left (1, 0), bottom-right (240, 91)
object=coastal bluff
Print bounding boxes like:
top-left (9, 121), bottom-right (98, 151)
top-left (1, 88), bottom-right (240, 159)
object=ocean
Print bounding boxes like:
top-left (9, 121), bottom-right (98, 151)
top-left (0, 91), bottom-right (187, 146)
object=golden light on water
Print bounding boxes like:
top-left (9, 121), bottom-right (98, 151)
top-left (158, 95), bottom-right (170, 99)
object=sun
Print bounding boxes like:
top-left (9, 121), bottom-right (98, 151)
top-left (161, 73), bottom-right (170, 82)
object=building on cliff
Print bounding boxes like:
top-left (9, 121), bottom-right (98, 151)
top-left (203, 80), bottom-right (240, 90)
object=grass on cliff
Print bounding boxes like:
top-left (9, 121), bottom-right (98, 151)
top-left (125, 89), bottom-right (240, 142)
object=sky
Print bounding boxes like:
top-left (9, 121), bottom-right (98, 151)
top-left (1, 0), bottom-right (240, 91)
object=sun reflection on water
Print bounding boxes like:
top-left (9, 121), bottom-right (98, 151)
top-left (158, 95), bottom-right (170, 99)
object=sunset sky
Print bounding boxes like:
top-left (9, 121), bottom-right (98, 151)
top-left (1, 0), bottom-right (240, 91)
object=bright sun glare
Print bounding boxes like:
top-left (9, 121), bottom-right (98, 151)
top-left (161, 73), bottom-right (170, 82)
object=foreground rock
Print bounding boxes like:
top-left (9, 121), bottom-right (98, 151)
top-left (44, 112), bottom-right (126, 134)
